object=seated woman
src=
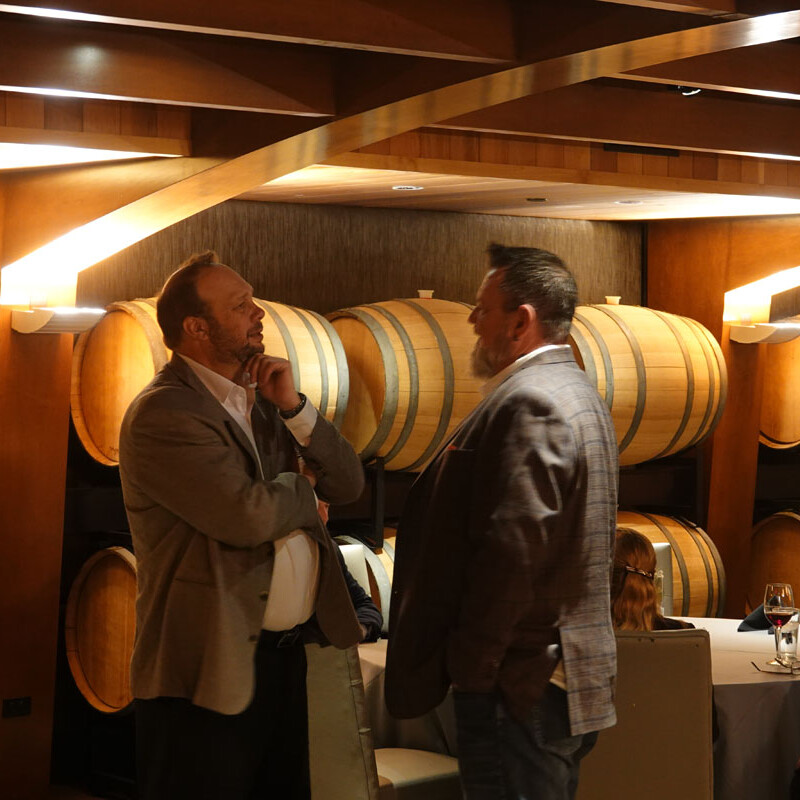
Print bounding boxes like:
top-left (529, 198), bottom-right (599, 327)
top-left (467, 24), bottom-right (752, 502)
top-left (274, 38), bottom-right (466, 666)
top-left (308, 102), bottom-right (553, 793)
top-left (611, 527), bottom-right (695, 631)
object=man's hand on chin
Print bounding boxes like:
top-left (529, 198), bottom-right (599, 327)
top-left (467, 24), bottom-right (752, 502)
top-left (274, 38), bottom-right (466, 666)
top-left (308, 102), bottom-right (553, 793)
top-left (244, 353), bottom-right (301, 411)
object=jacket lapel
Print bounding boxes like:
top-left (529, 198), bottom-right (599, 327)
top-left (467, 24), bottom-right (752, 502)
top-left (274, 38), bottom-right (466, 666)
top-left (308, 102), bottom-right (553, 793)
top-left (165, 354), bottom-right (265, 475)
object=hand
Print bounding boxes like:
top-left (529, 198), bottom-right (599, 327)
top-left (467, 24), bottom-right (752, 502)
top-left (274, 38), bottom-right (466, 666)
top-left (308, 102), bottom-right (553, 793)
top-left (359, 624), bottom-right (369, 642)
top-left (243, 354), bottom-right (300, 411)
top-left (300, 461), bottom-right (317, 490)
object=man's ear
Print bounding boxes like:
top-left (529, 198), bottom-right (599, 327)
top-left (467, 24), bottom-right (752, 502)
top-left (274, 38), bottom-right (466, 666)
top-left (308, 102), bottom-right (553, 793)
top-left (513, 304), bottom-right (536, 340)
top-left (183, 315), bottom-right (209, 341)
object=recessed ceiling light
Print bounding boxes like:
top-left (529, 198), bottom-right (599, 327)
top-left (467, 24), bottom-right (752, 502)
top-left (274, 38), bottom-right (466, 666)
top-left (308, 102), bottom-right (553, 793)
top-left (392, 184), bottom-right (424, 191)
top-left (615, 199), bottom-right (644, 206)
top-left (526, 197), bottom-right (548, 203)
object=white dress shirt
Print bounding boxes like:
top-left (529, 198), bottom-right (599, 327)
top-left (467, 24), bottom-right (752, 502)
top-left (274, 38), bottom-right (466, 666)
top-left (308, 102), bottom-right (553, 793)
top-left (182, 355), bottom-right (320, 631)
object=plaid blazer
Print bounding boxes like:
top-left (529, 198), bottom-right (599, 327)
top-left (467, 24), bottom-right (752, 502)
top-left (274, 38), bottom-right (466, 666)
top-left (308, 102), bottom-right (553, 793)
top-left (386, 348), bottom-right (619, 736)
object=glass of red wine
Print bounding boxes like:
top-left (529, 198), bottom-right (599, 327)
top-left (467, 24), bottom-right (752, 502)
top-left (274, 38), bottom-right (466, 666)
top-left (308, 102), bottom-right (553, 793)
top-left (764, 583), bottom-right (797, 668)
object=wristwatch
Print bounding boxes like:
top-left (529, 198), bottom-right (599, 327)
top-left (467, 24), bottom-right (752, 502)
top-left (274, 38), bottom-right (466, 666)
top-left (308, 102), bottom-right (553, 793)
top-left (278, 393), bottom-right (307, 419)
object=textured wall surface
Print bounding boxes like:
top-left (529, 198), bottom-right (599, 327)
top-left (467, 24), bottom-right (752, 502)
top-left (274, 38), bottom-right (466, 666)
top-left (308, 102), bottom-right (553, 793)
top-left (78, 200), bottom-right (642, 312)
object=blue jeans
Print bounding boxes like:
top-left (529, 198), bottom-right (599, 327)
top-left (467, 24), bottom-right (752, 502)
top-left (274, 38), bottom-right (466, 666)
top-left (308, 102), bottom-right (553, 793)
top-left (453, 684), bottom-right (598, 800)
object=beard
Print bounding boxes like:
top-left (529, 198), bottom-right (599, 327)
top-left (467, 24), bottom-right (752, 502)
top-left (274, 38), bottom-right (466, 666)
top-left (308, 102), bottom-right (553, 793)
top-left (207, 316), bottom-right (264, 364)
top-left (470, 341), bottom-right (496, 378)
top-left (471, 336), bottom-right (516, 379)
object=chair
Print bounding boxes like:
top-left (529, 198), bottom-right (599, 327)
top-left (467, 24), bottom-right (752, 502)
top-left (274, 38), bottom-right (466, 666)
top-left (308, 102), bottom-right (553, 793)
top-left (307, 644), bottom-right (461, 800)
top-left (309, 543), bottom-right (459, 799)
top-left (576, 628), bottom-right (714, 800)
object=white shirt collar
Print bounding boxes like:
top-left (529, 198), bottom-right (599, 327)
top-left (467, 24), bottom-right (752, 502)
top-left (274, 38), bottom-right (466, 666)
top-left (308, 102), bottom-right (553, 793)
top-left (480, 344), bottom-right (571, 398)
top-left (180, 354), bottom-right (250, 413)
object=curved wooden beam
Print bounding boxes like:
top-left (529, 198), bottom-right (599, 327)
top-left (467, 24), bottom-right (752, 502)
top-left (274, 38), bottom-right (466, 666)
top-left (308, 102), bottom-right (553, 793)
top-left (3, 11), bottom-right (800, 302)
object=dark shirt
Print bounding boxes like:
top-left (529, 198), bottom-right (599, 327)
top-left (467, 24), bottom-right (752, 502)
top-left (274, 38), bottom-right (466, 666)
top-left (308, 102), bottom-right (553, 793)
top-left (303, 546), bottom-right (383, 645)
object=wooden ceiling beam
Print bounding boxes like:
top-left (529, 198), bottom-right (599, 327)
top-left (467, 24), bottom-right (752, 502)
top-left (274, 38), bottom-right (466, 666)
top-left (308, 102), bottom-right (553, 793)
top-left (333, 2), bottom-right (712, 115)
top-left (434, 80), bottom-right (800, 160)
top-left (0, 16), bottom-right (334, 115)
top-left (517, 1), bottom-right (712, 63)
top-left (618, 40), bottom-right (800, 99)
top-left (6, 10), bottom-right (800, 294)
top-left (597, 0), bottom-right (800, 15)
top-left (595, 0), bottom-right (738, 14)
top-left (0, 0), bottom-right (516, 62)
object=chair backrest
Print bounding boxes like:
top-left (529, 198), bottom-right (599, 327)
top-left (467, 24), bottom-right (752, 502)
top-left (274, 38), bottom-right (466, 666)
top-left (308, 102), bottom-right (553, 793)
top-left (307, 643), bottom-right (380, 800)
top-left (576, 628), bottom-right (713, 800)
top-left (307, 643), bottom-right (461, 800)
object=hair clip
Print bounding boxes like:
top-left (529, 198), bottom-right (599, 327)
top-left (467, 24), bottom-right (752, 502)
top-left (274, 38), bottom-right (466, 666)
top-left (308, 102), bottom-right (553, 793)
top-left (624, 565), bottom-right (654, 580)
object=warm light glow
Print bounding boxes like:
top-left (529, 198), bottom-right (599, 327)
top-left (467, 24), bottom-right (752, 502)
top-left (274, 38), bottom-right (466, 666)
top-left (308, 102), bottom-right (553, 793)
top-left (0, 4), bottom-right (105, 23)
top-left (0, 215), bottom-right (158, 307)
top-left (0, 141), bottom-right (174, 170)
top-left (723, 265), bottom-right (800, 324)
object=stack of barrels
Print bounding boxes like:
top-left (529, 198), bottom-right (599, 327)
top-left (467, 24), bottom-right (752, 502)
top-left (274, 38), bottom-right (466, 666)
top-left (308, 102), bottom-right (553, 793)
top-left (67, 292), bottom-right (728, 710)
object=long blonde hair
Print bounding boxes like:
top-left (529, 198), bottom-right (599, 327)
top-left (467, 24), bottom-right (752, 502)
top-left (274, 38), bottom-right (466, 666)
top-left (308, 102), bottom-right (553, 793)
top-left (611, 528), bottom-right (661, 631)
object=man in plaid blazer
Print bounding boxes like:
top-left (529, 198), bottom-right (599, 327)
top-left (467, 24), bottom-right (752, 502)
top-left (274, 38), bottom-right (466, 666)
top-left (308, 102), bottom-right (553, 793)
top-left (386, 243), bottom-right (619, 800)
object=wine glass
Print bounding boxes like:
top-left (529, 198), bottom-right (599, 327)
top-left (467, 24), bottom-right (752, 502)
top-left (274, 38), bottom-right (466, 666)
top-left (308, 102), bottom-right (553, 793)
top-left (764, 583), bottom-right (797, 668)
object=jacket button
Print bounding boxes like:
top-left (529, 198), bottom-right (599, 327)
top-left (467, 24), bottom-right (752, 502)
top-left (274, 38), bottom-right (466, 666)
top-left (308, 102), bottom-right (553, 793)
top-left (259, 591), bottom-right (269, 600)
top-left (249, 634), bottom-right (259, 643)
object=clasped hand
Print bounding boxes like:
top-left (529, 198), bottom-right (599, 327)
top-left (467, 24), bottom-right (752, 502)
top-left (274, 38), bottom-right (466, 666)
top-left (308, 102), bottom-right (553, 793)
top-left (243, 354), bottom-right (301, 412)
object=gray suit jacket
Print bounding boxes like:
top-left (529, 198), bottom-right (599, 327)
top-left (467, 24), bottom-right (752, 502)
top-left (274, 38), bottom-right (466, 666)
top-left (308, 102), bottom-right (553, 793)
top-left (385, 348), bottom-right (618, 735)
top-left (119, 354), bottom-right (364, 715)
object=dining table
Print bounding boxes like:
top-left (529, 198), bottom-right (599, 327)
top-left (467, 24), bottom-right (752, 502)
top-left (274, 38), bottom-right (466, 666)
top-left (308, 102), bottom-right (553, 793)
top-left (358, 617), bottom-right (800, 800)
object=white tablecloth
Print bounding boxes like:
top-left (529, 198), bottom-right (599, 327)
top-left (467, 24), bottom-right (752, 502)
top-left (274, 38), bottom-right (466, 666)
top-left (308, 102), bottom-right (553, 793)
top-left (360, 618), bottom-right (800, 800)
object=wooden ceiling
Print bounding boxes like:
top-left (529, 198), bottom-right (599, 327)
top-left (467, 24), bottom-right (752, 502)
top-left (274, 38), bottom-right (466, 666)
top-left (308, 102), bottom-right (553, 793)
top-left (2, 0), bottom-right (800, 282)
top-left (239, 162), bottom-right (800, 220)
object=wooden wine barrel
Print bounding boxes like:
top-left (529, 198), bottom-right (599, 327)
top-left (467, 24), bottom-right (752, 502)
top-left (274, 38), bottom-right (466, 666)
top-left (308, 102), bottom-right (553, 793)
top-left (71, 299), bottom-right (167, 466)
top-left (71, 297), bottom-right (349, 465)
top-left (328, 298), bottom-right (481, 471)
top-left (65, 547), bottom-right (137, 714)
top-left (570, 303), bottom-right (727, 466)
top-left (759, 340), bottom-right (800, 448)
top-left (747, 512), bottom-right (800, 610)
top-left (617, 511), bottom-right (726, 617)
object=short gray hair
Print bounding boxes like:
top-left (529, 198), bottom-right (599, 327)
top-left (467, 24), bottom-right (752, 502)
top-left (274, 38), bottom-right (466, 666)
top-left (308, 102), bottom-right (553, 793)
top-left (487, 243), bottom-right (577, 343)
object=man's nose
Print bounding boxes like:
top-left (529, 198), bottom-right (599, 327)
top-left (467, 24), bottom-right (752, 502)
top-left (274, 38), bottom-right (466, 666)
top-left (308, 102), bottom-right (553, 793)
top-left (253, 302), bottom-right (265, 320)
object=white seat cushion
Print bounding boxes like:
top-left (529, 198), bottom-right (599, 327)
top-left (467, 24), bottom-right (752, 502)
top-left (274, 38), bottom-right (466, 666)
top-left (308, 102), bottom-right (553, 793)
top-left (375, 748), bottom-right (461, 800)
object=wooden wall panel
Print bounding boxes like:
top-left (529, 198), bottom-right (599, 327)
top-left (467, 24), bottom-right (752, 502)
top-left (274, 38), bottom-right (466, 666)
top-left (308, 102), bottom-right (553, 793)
top-left (76, 200), bottom-right (642, 311)
top-left (725, 217), bottom-right (800, 291)
top-left (0, 91), bottom-right (189, 142)
top-left (5, 95), bottom-right (44, 129)
top-left (647, 214), bottom-right (800, 616)
top-left (360, 129), bottom-right (800, 197)
top-left (0, 312), bottom-right (73, 800)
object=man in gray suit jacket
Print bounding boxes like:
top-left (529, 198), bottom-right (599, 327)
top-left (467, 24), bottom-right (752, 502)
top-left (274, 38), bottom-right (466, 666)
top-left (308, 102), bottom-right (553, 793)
top-left (386, 244), bottom-right (618, 800)
top-left (119, 252), bottom-right (364, 800)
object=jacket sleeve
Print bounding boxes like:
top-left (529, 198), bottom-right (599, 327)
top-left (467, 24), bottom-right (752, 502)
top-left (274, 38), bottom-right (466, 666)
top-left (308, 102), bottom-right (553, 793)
top-left (120, 403), bottom-right (319, 549)
top-left (445, 391), bottom-right (578, 692)
top-left (299, 414), bottom-right (365, 505)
